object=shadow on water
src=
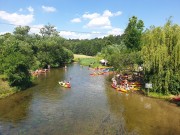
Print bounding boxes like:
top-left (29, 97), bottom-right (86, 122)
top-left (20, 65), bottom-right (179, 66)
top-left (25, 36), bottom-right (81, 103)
top-left (0, 63), bottom-right (180, 135)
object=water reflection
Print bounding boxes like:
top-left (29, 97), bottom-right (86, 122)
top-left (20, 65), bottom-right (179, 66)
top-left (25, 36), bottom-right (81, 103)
top-left (0, 63), bottom-right (180, 135)
top-left (105, 86), bottom-right (180, 135)
top-left (0, 90), bottom-right (32, 122)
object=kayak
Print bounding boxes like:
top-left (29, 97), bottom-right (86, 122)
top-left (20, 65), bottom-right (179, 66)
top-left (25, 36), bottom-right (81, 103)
top-left (116, 88), bottom-right (127, 93)
top-left (98, 72), bottom-right (104, 75)
top-left (90, 72), bottom-right (104, 76)
top-left (59, 81), bottom-right (71, 88)
top-left (131, 87), bottom-right (139, 90)
top-left (130, 82), bottom-right (142, 86)
top-left (172, 97), bottom-right (180, 102)
top-left (111, 84), bottom-right (117, 89)
top-left (90, 73), bottom-right (97, 76)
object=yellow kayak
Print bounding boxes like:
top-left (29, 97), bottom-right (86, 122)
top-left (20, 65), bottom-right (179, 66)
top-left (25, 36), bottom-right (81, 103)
top-left (59, 81), bottom-right (71, 88)
top-left (131, 87), bottom-right (139, 90)
top-left (116, 88), bottom-right (127, 93)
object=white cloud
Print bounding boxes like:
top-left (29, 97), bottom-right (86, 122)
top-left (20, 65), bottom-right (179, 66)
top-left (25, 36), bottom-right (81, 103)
top-left (42, 5), bottom-right (56, 12)
top-left (59, 31), bottom-right (107, 39)
top-left (103, 10), bottom-right (113, 17)
top-left (103, 10), bottom-right (122, 17)
top-left (82, 13), bottom-right (100, 19)
top-left (114, 11), bottom-right (122, 16)
top-left (71, 18), bottom-right (81, 23)
top-left (82, 10), bottom-right (122, 29)
top-left (27, 6), bottom-right (34, 14)
top-left (0, 10), bottom-right (34, 25)
top-left (59, 27), bottom-right (124, 39)
top-left (107, 27), bottom-right (124, 36)
top-left (86, 16), bottom-right (111, 29)
top-left (0, 31), bottom-right (11, 35)
top-left (59, 31), bottom-right (91, 39)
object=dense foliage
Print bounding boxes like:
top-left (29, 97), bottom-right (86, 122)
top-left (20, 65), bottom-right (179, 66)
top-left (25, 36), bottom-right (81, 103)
top-left (65, 35), bottom-right (122, 56)
top-left (0, 25), bottom-right (73, 90)
top-left (141, 20), bottom-right (180, 95)
top-left (123, 16), bottom-right (144, 50)
top-left (99, 17), bottom-right (179, 95)
top-left (100, 16), bottom-right (144, 70)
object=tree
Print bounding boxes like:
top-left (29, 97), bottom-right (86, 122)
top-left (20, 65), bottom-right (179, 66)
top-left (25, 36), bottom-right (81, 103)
top-left (40, 24), bottom-right (59, 37)
top-left (141, 19), bottom-right (180, 95)
top-left (0, 25), bottom-right (73, 91)
top-left (3, 52), bottom-right (32, 89)
top-left (123, 16), bottom-right (144, 50)
top-left (13, 26), bottom-right (30, 40)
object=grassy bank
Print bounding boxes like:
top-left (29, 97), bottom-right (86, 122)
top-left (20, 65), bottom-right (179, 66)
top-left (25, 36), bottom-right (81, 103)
top-left (73, 54), bottom-right (94, 62)
top-left (73, 54), bottom-right (109, 68)
top-left (137, 89), bottom-right (180, 106)
top-left (141, 89), bottom-right (174, 99)
top-left (0, 75), bottom-right (17, 99)
top-left (141, 89), bottom-right (180, 105)
top-left (148, 92), bottom-right (174, 99)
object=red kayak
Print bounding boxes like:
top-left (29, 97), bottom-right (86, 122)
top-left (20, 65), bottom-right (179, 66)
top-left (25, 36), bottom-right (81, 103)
top-left (111, 84), bottom-right (117, 89)
top-left (172, 97), bottom-right (180, 102)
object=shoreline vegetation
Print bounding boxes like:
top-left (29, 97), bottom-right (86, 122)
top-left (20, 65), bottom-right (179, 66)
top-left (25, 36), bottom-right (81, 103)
top-left (0, 17), bottom-right (179, 106)
top-left (74, 54), bottom-right (109, 69)
top-left (0, 75), bottom-right (18, 99)
top-left (74, 54), bottom-right (180, 106)
top-left (0, 55), bottom-right (179, 106)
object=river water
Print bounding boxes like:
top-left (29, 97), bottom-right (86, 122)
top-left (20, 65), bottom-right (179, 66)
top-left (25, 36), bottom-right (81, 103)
top-left (0, 63), bottom-right (180, 135)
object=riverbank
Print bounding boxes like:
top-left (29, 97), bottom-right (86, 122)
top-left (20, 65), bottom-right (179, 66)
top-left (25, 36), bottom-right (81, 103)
top-left (63, 54), bottom-right (180, 107)
top-left (1, 61), bottom-right (179, 107)
top-left (109, 69), bottom-right (180, 106)
top-left (73, 54), bottom-right (94, 61)
top-left (1, 63), bottom-right (179, 135)
top-left (137, 89), bottom-right (180, 106)
top-left (73, 54), bottom-right (108, 68)
top-left (0, 75), bottom-right (17, 99)
top-left (0, 54), bottom-right (95, 99)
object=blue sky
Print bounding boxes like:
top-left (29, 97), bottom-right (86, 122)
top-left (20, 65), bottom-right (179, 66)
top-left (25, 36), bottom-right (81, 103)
top-left (0, 0), bottom-right (180, 39)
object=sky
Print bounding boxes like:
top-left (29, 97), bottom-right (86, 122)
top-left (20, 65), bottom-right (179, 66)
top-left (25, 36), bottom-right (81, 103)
top-left (0, 0), bottom-right (180, 39)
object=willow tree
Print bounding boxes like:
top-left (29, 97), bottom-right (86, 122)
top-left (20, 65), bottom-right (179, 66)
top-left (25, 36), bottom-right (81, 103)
top-left (141, 20), bottom-right (180, 95)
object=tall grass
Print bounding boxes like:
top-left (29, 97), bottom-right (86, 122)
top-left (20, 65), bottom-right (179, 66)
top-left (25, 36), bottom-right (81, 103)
top-left (0, 75), bottom-right (17, 99)
top-left (73, 54), bottom-right (94, 62)
top-left (73, 54), bottom-right (108, 68)
top-left (79, 58), bottom-right (98, 66)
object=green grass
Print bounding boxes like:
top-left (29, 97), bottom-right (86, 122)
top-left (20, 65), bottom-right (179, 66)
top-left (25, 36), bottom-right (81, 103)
top-left (73, 54), bottom-right (110, 68)
top-left (73, 54), bottom-right (94, 62)
top-left (78, 58), bottom-right (110, 69)
top-left (148, 92), bottom-right (173, 99)
top-left (73, 54), bottom-right (101, 68)
top-left (0, 75), bottom-right (17, 99)
top-left (79, 58), bottom-right (98, 66)
top-left (141, 89), bottom-right (174, 100)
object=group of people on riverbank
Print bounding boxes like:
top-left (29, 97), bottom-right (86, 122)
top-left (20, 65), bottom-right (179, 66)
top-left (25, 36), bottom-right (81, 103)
top-left (30, 65), bottom-right (51, 76)
top-left (111, 72), bottom-right (142, 92)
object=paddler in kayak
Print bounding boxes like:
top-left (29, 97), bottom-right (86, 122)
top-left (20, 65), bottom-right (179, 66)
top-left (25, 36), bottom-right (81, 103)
top-left (66, 81), bottom-right (71, 88)
top-left (124, 79), bottom-right (129, 90)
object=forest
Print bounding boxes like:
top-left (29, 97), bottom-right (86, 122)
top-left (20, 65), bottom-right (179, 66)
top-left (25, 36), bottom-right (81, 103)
top-left (0, 16), bottom-right (179, 96)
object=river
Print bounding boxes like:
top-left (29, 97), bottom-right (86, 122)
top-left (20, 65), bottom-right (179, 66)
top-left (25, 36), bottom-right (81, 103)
top-left (0, 63), bottom-right (180, 135)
